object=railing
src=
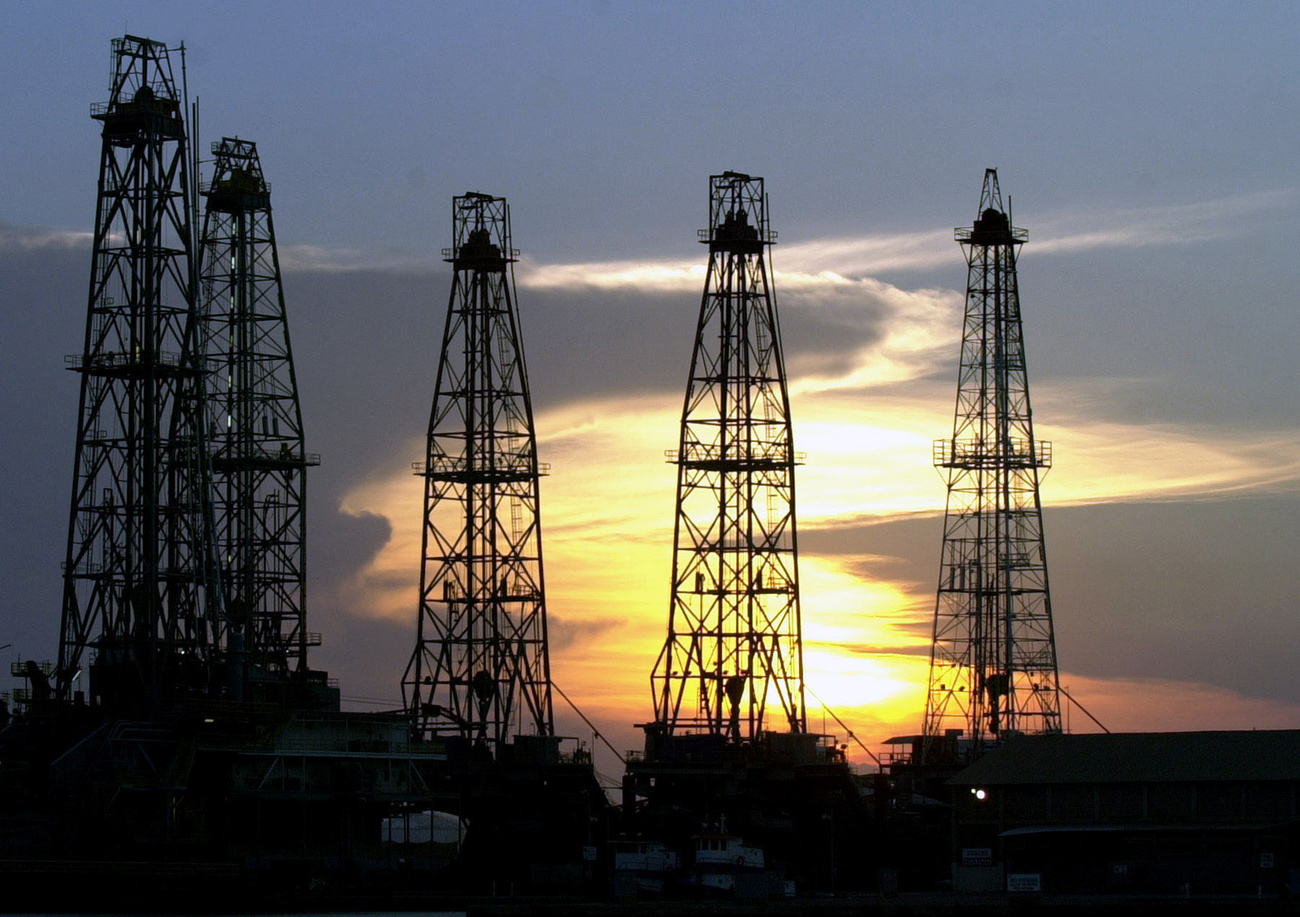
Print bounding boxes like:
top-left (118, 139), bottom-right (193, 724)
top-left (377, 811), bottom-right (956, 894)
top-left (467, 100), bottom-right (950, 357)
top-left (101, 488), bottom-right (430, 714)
top-left (65, 351), bottom-right (187, 373)
top-left (11, 660), bottom-right (53, 678)
top-left (933, 437), bottom-right (1052, 469)
top-left (413, 455), bottom-right (550, 477)
top-left (91, 96), bottom-right (182, 120)
top-left (667, 443), bottom-right (802, 466)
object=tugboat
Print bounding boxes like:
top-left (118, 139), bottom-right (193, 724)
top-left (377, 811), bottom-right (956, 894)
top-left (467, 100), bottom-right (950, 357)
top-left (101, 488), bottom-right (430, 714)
top-left (686, 821), bottom-right (792, 898)
top-left (689, 830), bottom-right (766, 893)
top-left (611, 838), bottom-right (678, 895)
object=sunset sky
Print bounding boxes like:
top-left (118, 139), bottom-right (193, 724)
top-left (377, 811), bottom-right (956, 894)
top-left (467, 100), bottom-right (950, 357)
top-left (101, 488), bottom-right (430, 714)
top-left (2, 3), bottom-right (1299, 783)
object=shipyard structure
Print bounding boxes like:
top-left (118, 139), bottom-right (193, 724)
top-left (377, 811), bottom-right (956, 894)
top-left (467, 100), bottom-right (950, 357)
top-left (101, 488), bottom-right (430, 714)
top-left (5, 33), bottom-right (1300, 911)
top-left (0, 36), bottom-right (602, 906)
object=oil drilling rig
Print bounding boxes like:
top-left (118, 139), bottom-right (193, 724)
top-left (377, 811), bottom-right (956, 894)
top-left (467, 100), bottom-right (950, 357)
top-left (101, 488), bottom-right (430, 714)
top-left (0, 37), bottom-right (450, 901)
top-left (57, 35), bottom-right (219, 714)
top-left (200, 135), bottom-right (323, 702)
top-left (623, 172), bottom-right (867, 891)
top-left (400, 192), bottom-right (605, 889)
top-left (917, 168), bottom-right (1062, 766)
top-left (0, 31), bottom-right (1089, 909)
top-left (402, 193), bottom-right (554, 753)
top-left (55, 42), bottom-right (335, 716)
top-left (650, 172), bottom-right (806, 747)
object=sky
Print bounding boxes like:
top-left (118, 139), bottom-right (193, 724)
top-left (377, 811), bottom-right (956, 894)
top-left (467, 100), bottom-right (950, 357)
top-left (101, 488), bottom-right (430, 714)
top-left (2, 2), bottom-right (1299, 783)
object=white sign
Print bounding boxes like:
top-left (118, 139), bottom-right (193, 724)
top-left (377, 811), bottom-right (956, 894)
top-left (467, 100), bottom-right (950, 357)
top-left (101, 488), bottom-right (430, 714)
top-left (1261, 853), bottom-right (1275, 869)
top-left (583, 845), bottom-right (598, 862)
top-left (1007, 873), bottom-right (1041, 893)
top-left (961, 847), bottom-right (993, 867)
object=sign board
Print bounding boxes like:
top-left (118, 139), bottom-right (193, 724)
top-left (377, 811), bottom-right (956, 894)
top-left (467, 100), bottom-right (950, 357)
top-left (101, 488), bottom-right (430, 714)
top-left (582, 845), bottom-right (598, 862)
top-left (961, 847), bottom-right (993, 867)
top-left (1007, 873), bottom-right (1041, 893)
top-left (1262, 853), bottom-right (1275, 869)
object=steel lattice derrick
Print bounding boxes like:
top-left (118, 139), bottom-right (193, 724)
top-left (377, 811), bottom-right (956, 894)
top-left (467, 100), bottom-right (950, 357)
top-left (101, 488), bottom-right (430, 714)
top-left (402, 193), bottom-right (555, 751)
top-left (199, 137), bottom-right (318, 683)
top-left (58, 36), bottom-right (222, 710)
top-left (650, 172), bottom-right (806, 743)
top-left (921, 169), bottom-right (1061, 762)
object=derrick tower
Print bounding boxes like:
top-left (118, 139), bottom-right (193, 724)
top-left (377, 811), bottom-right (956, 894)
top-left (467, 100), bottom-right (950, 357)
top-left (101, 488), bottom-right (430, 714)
top-left (921, 169), bottom-right (1061, 761)
top-left (650, 171), bottom-right (806, 743)
top-left (58, 36), bottom-right (220, 709)
top-left (402, 193), bottom-right (554, 751)
top-left (199, 137), bottom-right (318, 683)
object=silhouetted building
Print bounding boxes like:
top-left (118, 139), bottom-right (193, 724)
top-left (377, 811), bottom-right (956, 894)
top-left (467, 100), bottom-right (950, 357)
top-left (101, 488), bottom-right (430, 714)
top-left (949, 730), bottom-right (1300, 895)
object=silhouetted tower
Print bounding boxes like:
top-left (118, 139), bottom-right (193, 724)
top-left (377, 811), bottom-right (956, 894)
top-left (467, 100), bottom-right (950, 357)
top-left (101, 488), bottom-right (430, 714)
top-left (402, 193), bottom-right (554, 751)
top-left (58, 36), bottom-right (221, 709)
top-left (650, 172), bottom-right (806, 743)
top-left (922, 169), bottom-right (1061, 760)
top-left (199, 137), bottom-right (318, 684)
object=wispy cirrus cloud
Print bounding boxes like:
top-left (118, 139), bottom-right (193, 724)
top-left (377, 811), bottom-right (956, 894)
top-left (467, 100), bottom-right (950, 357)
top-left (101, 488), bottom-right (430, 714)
top-left (778, 229), bottom-right (956, 276)
top-left (8, 183), bottom-right (1292, 276)
top-left (796, 376), bottom-right (1300, 532)
top-left (0, 222), bottom-right (93, 251)
top-left (779, 274), bottom-right (961, 393)
top-left (1032, 186), bottom-right (1299, 256)
top-left (776, 186), bottom-right (1299, 276)
top-left (277, 243), bottom-right (438, 273)
top-left (519, 256), bottom-right (704, 292)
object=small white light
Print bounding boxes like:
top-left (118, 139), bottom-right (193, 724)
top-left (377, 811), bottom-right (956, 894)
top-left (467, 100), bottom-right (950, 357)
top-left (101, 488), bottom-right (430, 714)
top-left (975, 788), bottom-right (987, 800)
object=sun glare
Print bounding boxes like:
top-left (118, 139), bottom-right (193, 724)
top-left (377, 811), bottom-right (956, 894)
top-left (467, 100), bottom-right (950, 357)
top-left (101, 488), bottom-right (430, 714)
top-left (326, 252), bottom-right (1300, 754)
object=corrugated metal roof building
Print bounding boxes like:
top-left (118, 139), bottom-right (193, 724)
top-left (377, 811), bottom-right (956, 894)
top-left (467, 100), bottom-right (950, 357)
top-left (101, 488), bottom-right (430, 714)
top-left (946, 731), bottom-right (1300, 896)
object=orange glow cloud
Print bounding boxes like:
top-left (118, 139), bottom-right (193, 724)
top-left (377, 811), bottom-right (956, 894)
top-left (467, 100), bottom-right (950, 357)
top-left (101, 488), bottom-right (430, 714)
top-left (331, 369), bottom-right (1300, 767)
top-left (326, 251), bottom-right (1300, 770)
top-left (1053, 673), bottom-right (1300, 736)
